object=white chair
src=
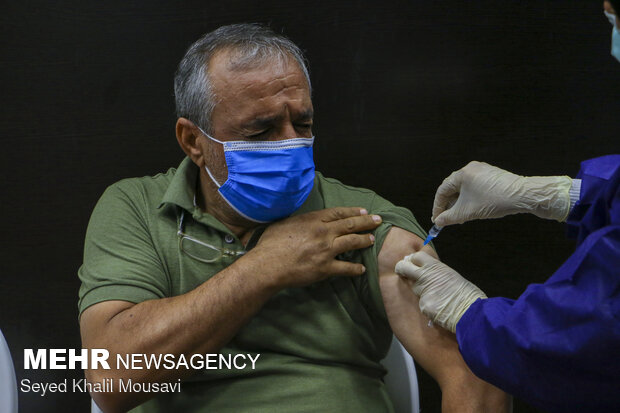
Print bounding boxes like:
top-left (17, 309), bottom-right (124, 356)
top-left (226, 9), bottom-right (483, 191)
top-left (382, 336), bottom-right (420, 413)
top-left (92, 398), bottom-right (104, 413)
top-left (0, 329), bottom-right (18, 413)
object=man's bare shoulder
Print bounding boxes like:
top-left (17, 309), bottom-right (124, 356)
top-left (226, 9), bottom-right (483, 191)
top-left (377, 227), bottom-right (436, 275)
top-left (376, 227), bottom-right (511, 411)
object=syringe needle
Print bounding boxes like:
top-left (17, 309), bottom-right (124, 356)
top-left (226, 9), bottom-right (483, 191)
top-left (423, 225), bottom-right (443, 246)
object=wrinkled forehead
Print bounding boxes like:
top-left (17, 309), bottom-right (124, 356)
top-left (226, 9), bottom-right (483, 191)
top-left (207, 47), bottom-right (311, 104)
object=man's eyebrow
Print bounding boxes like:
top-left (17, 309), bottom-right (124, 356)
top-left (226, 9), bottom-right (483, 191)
top-left (297, 109), bottom-right (314, 121)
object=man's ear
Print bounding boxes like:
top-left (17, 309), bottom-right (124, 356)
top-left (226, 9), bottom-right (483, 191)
top-left (176, 117), bottom-right (204, 165)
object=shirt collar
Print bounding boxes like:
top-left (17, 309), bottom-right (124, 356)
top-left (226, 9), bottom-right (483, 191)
top-left (292, 175), bottom-right (324, 216)
top-left (158, 157), bottom-right (198, 212)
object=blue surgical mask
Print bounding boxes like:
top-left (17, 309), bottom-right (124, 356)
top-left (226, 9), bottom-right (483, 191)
top-left (198, 127), bottom-right (315, 223)
top-left (604, 11), bottom-right (620, 63)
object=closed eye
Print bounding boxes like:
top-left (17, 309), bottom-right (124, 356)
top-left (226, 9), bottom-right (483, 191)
top-left (295, 124), bottom-right (313, 133)
top-left (247, 130), bottom-right (269, 139)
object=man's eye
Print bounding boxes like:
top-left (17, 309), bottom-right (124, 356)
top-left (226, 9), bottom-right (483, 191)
top-left (296, 124), bottom-right (312, 130)
top-left (248, 130), bottom-right (268, 139)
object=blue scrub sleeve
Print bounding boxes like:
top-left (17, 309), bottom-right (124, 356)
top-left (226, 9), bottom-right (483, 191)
top-left (456, 155), bottom-right (620, 413)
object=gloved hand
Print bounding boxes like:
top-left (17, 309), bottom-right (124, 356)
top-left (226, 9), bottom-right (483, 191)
top-left (395, 251), bottom-right (487, 333)
top-left (432, 161), bottom-right (573, 227)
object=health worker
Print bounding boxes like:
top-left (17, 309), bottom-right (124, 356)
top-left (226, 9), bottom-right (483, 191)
top-left (397, 157), bottom-right (619, 412)
top-left (395, 2), bottom-right (620, 412)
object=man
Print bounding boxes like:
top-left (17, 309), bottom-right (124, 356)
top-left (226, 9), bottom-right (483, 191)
top-left (395, 4), bottom-right (620, 412)
top-left (78, 24), bottom-right (509, 412)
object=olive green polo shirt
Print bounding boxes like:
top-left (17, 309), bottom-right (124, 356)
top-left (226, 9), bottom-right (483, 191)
top-left (78, 157), bottom-right (427, 413)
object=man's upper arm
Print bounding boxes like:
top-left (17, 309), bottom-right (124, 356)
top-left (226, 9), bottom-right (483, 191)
top-left (376, 227), bottom-right (467, 384)
top-left (377, 226), bottom-right (511, 412)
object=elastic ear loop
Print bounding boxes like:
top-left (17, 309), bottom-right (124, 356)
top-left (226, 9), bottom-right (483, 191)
top-left (204, 164), bottom-right (222, 188)
top-left (196, 125), bottom-right (224, 188)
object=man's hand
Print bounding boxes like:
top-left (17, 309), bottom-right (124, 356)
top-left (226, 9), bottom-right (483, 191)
top-left (252, 207), bottom-right (382, 288)
top-left (395, 251), bottom-right (487, 333)
top-left (432, 161), bottom-right (572, 227)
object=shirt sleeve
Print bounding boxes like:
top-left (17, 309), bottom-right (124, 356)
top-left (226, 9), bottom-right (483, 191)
top-left (77, 182), bottom-right (170, 317)
top-left (363, 195), bottom-right (428, 322)
top-left (455, 155), bottom-right (620, 412)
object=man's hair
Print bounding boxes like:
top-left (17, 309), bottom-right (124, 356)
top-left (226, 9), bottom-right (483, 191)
top-left (611, 0), bottom-right (620, 14)
top-left (174, 23), bottom-right (311, 133)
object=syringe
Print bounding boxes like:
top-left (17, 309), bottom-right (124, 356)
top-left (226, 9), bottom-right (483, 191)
top-left (423, 225), bottom-right (443, 246)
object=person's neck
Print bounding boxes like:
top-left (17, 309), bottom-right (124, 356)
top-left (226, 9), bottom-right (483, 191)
top-left (197, 171), bottom-right (259, 245)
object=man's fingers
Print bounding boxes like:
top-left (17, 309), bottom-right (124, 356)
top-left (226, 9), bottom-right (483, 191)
top-left (329, 260), bottom-right (366, 277)
top-left (330, 214), bottom-right (382, 235)
top-left (320, 207), bottom-right (369, 222)
top-left (332, 233), bottom-right (375, 256)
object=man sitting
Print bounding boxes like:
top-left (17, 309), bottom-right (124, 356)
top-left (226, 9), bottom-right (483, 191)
top-left (78, 23), bottom-right (509, 413)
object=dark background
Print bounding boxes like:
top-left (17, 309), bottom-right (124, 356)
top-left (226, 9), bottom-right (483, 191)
top-left (1, 0), bottom-right (618, 412)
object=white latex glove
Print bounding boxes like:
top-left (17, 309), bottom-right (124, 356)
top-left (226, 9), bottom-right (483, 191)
top-left (432, 161), bottom-right (573, 227)
top-left (395, 251), bottom-right (487, 333)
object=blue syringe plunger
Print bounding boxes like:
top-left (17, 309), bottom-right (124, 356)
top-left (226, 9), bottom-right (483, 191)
top-left (423, 225), bottom-right (443, 246)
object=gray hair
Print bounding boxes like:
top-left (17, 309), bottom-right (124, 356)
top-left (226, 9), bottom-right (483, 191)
top-left (174, 23), bottom-right (311, 134)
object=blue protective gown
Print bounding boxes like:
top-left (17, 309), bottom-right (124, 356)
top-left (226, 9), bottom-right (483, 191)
top-left (456, 155), bottom-right (620, 412)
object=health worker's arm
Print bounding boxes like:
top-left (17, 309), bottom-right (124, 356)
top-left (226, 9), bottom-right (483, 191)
top-left (80, 206), bottom-right (380, 413)
top-left (456, 155), bottom-right (620, 412)
top-left (377, 227), bottom-right (511, 413)
top-left (455, 225), bottom-right (620, 412)
top-left (395, 155), bottom-right (620, 412)
top-left (431, 161), bottom-right (573, 227)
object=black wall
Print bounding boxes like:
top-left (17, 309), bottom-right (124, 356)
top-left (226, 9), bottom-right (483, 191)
top-left (1, 1), bottom-right (618, 412)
